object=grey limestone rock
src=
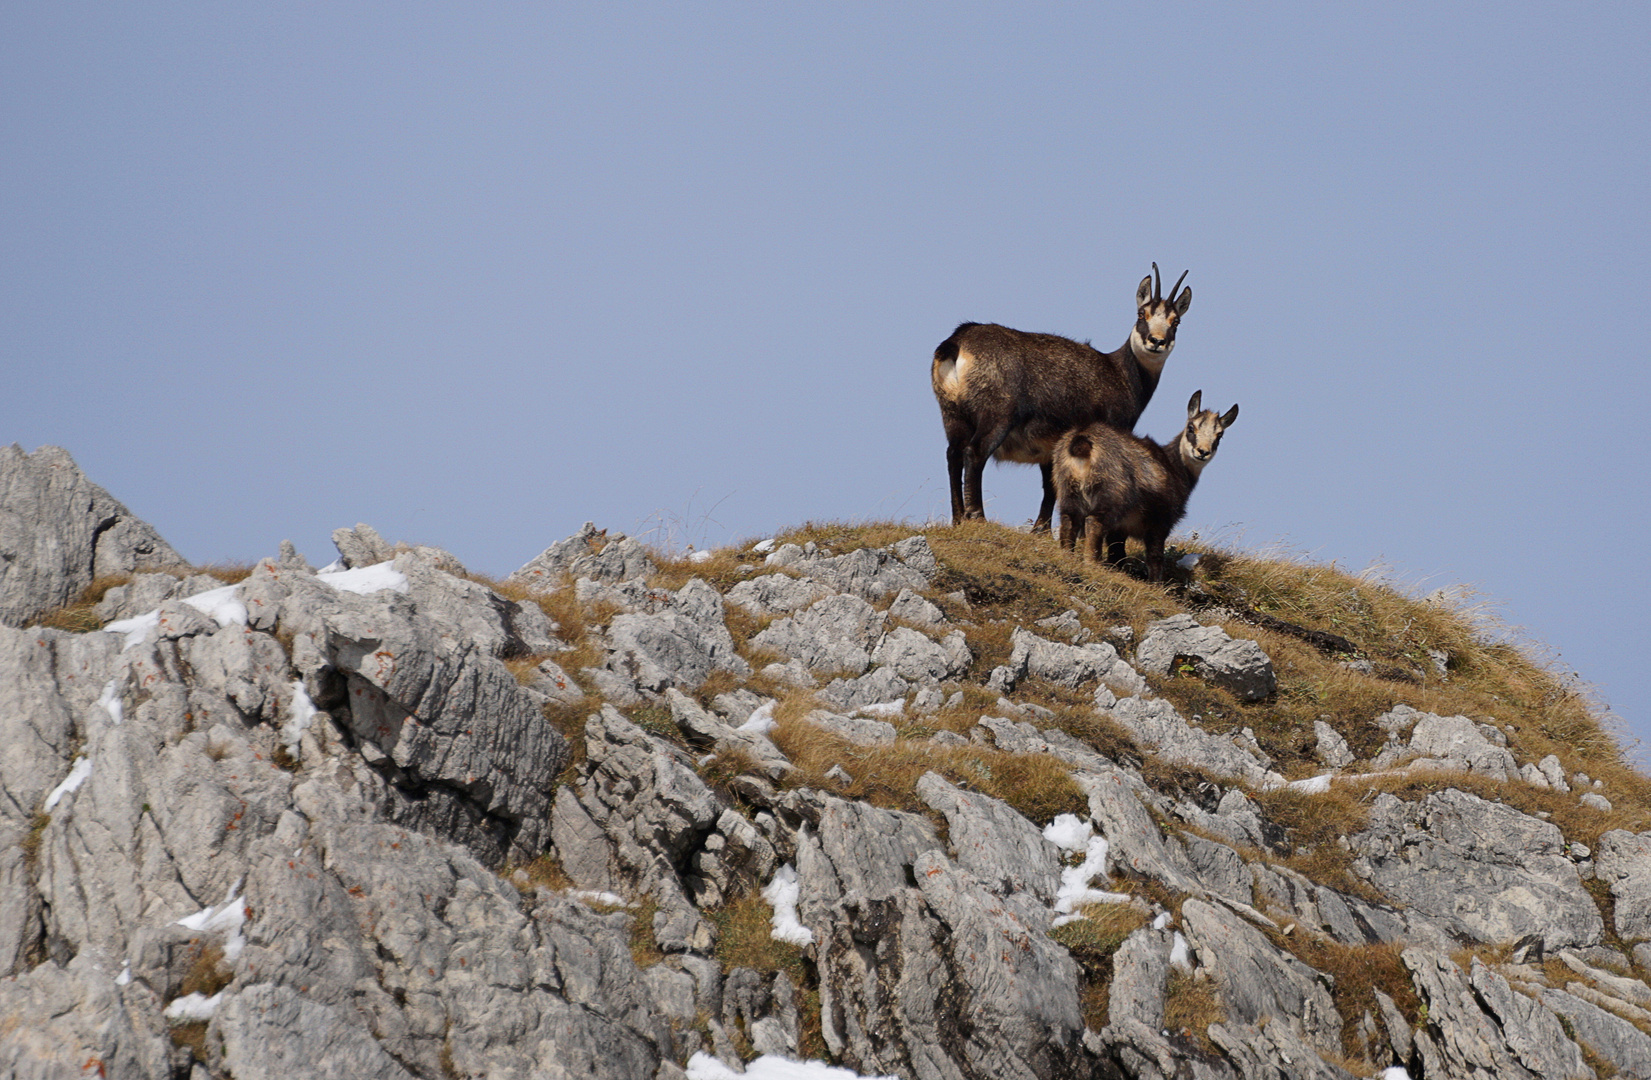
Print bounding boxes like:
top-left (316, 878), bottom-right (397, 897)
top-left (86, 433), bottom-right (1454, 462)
top-left (1373, 709), bottom-right (1518, 779)
top-left (210, 981), bottom-right (417, 1080)
top-left (1107, 927), bottom-right (1174, 1028)
top-left (267, 562), bottom-right (570, 865)
top-left (725, 572), bottom-right (835, 615)
top-left (1134, 613), bottom-right (1276, 702)
top-left (1404, 950), bottom-right (1587, 1080)
top-left (814, 666), bottom-right (911, 710)
top-left (763, 538), bottom-right (933, 600)
top-left (1582, 791), bottom-right (1614, 812)
top-left (1539, 753), bottom-right (1573, 792)
top-left (1313, 720), bottom-right (1355, 768)
top-left (1206, 1019), bottom-right (1358, 1080)
top-left (1537, 986), bottom-right (1651, 1078)
top-left (601, 577), bottom-right (751, 694)
top-left (1351, 789), bottom-right (1602, 950)
top-left (916, 771), bottom-right (1059, 918)
top-left (869, 625), bottom-right (971, 682)
top-left (0, 954), bottom-right (177, 1080)
top-left (0, 445), bottom-right (185, 627)
top-left (329, 522), bottom-right (395, 569)
top-left (998, 626), bottom-right (1147, 695)
top-left (551, 706), bottom-right (718, 951)
top-left (508, 521), bottom-right (605, 588)
top-left (802, 709), bottom-right (897, 746)
top-left (1103, 694), bottom-right (1283, 789)
top-left (1180, 898), bottom-right (1341, 1054)
top-left (1076, 768), bottom-right (1206, 896)
top-left (1595, 829), bottom-right (1651, 942)
top-left (1034, 609), bottom-right (1092, 643)
top-left (666, 689), bottom-right (791, 781)
top-left (748, 593), bottom-right (884, 674)
top-left (570, 535), bottom-right (657, 584)
top-left (887, 586), bottom-right (946, 627)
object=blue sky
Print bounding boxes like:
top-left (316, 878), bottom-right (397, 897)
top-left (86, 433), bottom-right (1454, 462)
top-left (4, 4), bottom-right (1648, 746)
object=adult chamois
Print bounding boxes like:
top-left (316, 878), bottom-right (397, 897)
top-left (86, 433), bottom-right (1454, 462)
top-left (931, 264), bottom-right (1191, 534)
top-left (1053, 390), bottom-right (1238, 582)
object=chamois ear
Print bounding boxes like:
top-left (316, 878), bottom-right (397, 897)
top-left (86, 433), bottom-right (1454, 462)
top-left (1173, 285), bottom-right (1192, 315)
top-left (1069, 434), bottom-right (1093, 460)
top-left (1219, 403), bottom-right (1239, 429)
top-left (1187, 390), bottom-right (1203, 417)
top-left (1136, 275), bottom-right (1154, 309)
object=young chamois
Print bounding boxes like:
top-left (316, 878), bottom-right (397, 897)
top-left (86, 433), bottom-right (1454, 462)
top-left (1054, 390), bottom-right (1238, 582)
top-left (931, 264), bottom-right (1192, 532)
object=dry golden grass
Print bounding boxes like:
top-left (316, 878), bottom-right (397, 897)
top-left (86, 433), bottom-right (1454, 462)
top-left (1270, 933), bottom-right (1419, 1054)
top-left (709, 890), bottom-right (827, 1059)
top-left (177, 940), bottom-right (233, 999)
top-left (1163, 969), bottom-right (1226, 1051)
top-left (768, 711), bottom-right (1086, 826)
top-left (27, 574), bottom-right (133, 633)
top-left (629, 899), bottom-right (664, 968)
top-left (1050, 903), bottom-right (1152, 1028)
top-left (512, 851), bottom-right (575, 893)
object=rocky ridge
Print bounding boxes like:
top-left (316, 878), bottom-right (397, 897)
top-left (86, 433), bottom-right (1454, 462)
top-left (3, 445), bottom-right (1650, 1080)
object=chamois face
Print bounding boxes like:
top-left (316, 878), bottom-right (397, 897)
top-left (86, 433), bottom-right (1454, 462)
top-left (1180, 390), bottom-right (1238, 474)
top-left (1130, 265), bottom-right (1192, 364)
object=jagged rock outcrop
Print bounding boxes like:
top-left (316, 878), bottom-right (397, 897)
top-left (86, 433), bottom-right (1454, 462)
top-left (1350, 789), bottom-right (1602, 950)
top-left (0, 445), bottom-right (184, 626)
top-left (4, 465), bottom-right (1647, 1080)
top-left (1134, 613), bottom-right (1277, 702)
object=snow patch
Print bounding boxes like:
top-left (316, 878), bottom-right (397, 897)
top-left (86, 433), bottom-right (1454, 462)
top-left (751, 538), bottom-right (778, 554)
top-left (570, 890), bottom-right (630, 908)
top-left (281, 680), bottom-right (318, 758)
top-left (689, 549), bottom-right (714, 564)
top-left (1380, 1070), bottom-right (1413, 1080)
top-left (101, 582), bottom-right (246, 651)
top-left (102, 610), bottom-right (159, 650)
top-left (317, 561), bottom-right (410, 596)
top-left (1287, 773), bottom-right (1334, 794)
top-left (114, 960), bottom-right (131, 986)
top-left (1054, 834), bottom-right (1131, 914)
top-left (685, 1051), bottom-right (896, 1080)
top-left (183, 583), bottom-right (248, 626)
top-left (175, 878), bottom-right (248, 960)
top-left (737, 701), bottom-right (778, 735)
top-left (164, 991), bottom-right (224, 1021)
top-left (762, 863), bottom-right (815, 946)
top-left (1169, 931), bottom-right (1191, 970)
top-left (43, 756), bottom-right (92, 812)
top-left (1042, 814), bottom-right (1093, 853)
top-left (97, 679), bottom-right (124, 724)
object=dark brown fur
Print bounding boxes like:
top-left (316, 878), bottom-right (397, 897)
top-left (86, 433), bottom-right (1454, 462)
top-left (931, 266), bottom-right (1190, 531)
top-left (1054, 391), bottom-right (1237, 582)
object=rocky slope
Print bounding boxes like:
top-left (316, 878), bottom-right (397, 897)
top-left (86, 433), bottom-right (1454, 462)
top-left (3, 443), bottom-right (1651, 1080)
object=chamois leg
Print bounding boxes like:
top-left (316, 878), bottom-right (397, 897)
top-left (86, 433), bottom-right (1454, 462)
top-left (1104, 532), bottom-right (1127, 565)
top-left (1057, 506), bottom-right (1077, 552)
top-left (1033, 462), bottom-right (1056, 533)
top-left (946, 441), bottom-right (968, 525)
top-left (963, 446), bottom-right (989, 521)
top-left (1080, 517), bottom-right (1103, 564)
top-left (1144, 533), bottom-right (1166, 582)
